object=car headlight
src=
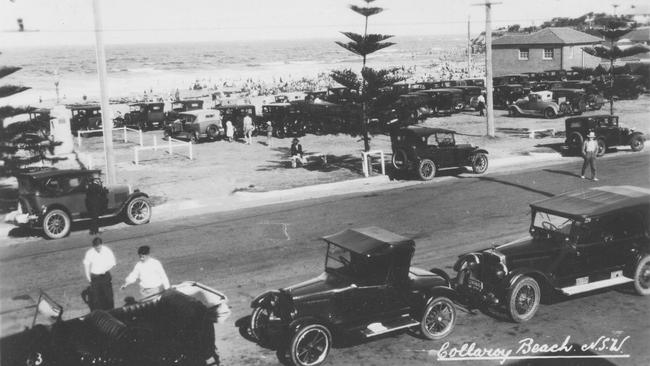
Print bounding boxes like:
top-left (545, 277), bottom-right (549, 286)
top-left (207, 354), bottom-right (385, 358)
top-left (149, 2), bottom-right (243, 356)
top-left (496, 269), bottom-right (505, 279)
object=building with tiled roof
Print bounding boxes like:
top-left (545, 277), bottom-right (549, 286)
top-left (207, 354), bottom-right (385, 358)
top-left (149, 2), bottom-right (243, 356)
top-left (492, 27), bottom-right (603, 76)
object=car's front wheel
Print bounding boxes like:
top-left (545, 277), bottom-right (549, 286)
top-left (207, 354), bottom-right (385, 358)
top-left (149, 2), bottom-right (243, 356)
top-left (543, 108), bottom-right (556, 119)
top-left (420, 296), bottom-right (456, 340)
top-left (289, 324), bottom-right (331, 366)
top-left (633, 255), bottom-right (650, 296)
top-left (507, 276), bottom-right (540, 322)
top-left (250, 306), bottom-right (271, 342)
top-left (471, 153), bottom-right (488, 174)
top-left (417, 159), bottom-right (436, 180)
top-left (124, 196), bottom-right (151, 225)
top-left (630, 135), bottom-right (645, 152)
top-left (42, 209), bottom-right (71, 239)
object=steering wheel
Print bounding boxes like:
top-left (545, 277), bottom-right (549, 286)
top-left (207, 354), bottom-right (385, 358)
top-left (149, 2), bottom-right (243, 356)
top-left (338, 256), bottom-right (351, 267)
top-left (541, 221), bottom-right (558, 231)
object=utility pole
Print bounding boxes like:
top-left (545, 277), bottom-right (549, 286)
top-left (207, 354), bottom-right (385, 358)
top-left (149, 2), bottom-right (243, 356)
top-left (473, 1), bottom-right (501, 137)
top-left (92, 0), bottom-right (116, 185)
top-left (467, 15), bottom-right (471, 78)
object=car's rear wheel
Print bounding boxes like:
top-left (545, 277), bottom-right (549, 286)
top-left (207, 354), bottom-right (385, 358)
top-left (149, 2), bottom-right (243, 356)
top-left (163, 129), bottom-right (170, 140)
top-left (630, 135), bottom-right (645, 152)
top-left (567, 132), bottom-right (584, 155)
top-left (543, 108), bottom-right (556, 119)
top-left (508, 107), bottom-right (519, 117)
top-left (596, 138), bottom-right (607, 157)
top-left (42, 209), bottom-right (71, 239)
top-left (250, 307), bottom-right (271, 342)
top-left (420, 296), bottom-right (456, 340)
top-left (633, 255), bottom-right (650, 296)
top-left (391, 149), bottom-right (409, 171)
top-left (190, 132), bottom-right (199, 144)
top-left (507, 276), bottom-right (540, 323)
top-left (471, 153), bottom-right (488, 174)
top-left (289, 324), bottom-right (331, 366)
top-left (124, 197), bottom-right (151, 225)
top-left (559, 103), bottom-right (570, 115)
top-left (417, 159), bottom-right (436, 181)
top-left (207, 125), bottom-right (219, 140)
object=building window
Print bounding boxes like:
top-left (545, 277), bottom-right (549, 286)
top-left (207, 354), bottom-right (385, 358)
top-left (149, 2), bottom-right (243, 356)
top-left (518, 48), bottom-right (529, 60)
top-left (543, 48), bottom-right (554, 60)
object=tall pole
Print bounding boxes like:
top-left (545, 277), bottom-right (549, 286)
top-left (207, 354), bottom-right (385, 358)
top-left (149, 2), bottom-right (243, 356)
top-left (467, 16), bottom-right (471, 78)
top-left (92, 0), bottom-right (116, 184)
top-left (482, 1), bottom-right (500, 137)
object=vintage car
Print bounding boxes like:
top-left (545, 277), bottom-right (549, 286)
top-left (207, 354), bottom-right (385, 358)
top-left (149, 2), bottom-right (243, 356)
top-left (2, 282), bottom-right (229, 366)
top-left (164, 100), bottom-right (205, 126)
top-left (247, 227), bottom-right (458, 366)
top-left (493, 74), bottom-right (530, 87)
top-left (463, 78), bottom-right (485, 87)
top-left (565, 114), bottom-right (645, 156)
top-left (390, 126), bottom-right (489, 180)
top-left (602, 74), bottom-right (644, 100)
top-left (452, 185), bottom-right (650, 323)
top-left (68, 104), bottom-right (102, 133)
top-left (164, 109), bottom-right (223, 143)
top-left (124, 102), bottom-right (165, 130)
top-left (561, 80), bottom-right (605, 110)
top-left (550, 88), bottom-right (587, 115)
top-left (213, 104), bottom-right (256, 137)
top-left (419, 88), bottom-right (465, 114)
top-left (508, 91), bottom-right (562, 119)
top-left (493, 84), bottom-right (527, 108)
top-left (4, 169), bottom-right (151, 239)
top-left (260, 103), bottom-right (303, 137)
top-left (453, 85), bottom-right (483, 109)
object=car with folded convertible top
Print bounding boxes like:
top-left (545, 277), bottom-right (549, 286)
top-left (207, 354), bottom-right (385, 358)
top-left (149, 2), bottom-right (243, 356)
top-left (452, 185), bottom-right (650, 323)
top-left (247, 227), bottom-right (458, 366)
top-left (564, 114), bottom-right (645, 156)
top-left (508, 90), bottom-right (562, 119)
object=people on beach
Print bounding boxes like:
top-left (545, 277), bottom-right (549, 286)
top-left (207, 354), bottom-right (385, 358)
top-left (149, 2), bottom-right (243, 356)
top-left (290, 138), bottom-right (306, 168)
top-left (83, 237), bottom-right (116, 311)
top-left (581, 131), bottom-right (599, 181)
top-left (266, 121), bottom-right (273, 147)
top-left (243, 113), bottom-right (254, 145)
top-left (226, 120), bottom-right (234, 142)
top-left (121, 245), bottom-right (170, 299)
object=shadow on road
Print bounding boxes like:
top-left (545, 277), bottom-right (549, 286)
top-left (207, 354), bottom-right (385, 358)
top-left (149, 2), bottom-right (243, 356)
top-left (474, 176), bottom-right (555, 198)
top-left (257, 147), bottom-right (364, 174)
top-left (543, 168), bottom-right (582, 179)
top-left (7, 216), bottom-right (124, 239)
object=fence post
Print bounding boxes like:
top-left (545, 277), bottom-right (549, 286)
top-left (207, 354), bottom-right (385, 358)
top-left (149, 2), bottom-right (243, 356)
top-left (168, 137), bottom-right (172, 155)
top-left (139, 129), bottom-right (143, 146)
top-left (77, 131), bottom-right (82, 148)
top-left (379, 151), bottom-right (385, 175)
top-left (361, 152), bottom-right (369, 177)
top-left (189, 140), bottom-right (193, 160)
top-left (153, 136), bottom-right (157, 151)
top-left (123, 126), bottom-right (127, 142)
top-left (134, 147), bottom-right (139, 165)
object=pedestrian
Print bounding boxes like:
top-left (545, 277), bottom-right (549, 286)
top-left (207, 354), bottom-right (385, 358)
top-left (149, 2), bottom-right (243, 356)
top-left (581, 131), bottom-right (599, 181)
top-left (121, 245), bottom-right (170, 299)
top-left (85, 177), bottom-right (107, 235)
top-left (83, 237), bottom-right (116, 311)
top-left (477, 93), bottom-right (486, 116)
top-left (243, 113), bottom-right (254, 145)
top-left (290, 138), bottom-right (306, 168)
top-left (225, 120), bottom-right (234, 142)
top-left (266, 121), bottom-right (273, 147)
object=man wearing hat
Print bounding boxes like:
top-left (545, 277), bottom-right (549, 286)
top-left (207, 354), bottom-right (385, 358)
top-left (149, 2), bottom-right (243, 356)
top-left (83, 237), bottom-right (116, 310)
top-left (581, 131), bottom-right (599, 181)
top-left (290, 138), bottom-right (306, 168)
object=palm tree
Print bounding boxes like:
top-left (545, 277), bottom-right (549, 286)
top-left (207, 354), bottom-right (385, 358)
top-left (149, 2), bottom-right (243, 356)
top-left (582, 18), bottom-right (650, 115)
top-left (335, 0), bottom-right (395, 151)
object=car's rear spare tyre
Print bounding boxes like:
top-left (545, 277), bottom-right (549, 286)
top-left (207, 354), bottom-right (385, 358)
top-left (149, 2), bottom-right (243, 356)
top-left (42, 209), bottom-right (71, 239)
top-left (507, 276), bottom-right (540, 322)
top-left (420, 296), bottom-right (456, 340)
top-left (391, 149), bottom-right (409, 171)
top-left (289, 324), bottom-right (331, 366)
top-left (124, 196), bottom-right (151, 225)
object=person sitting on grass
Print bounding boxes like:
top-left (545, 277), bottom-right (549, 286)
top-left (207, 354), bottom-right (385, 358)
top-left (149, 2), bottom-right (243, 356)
top-left (290, 138), bottom-right (306, 168)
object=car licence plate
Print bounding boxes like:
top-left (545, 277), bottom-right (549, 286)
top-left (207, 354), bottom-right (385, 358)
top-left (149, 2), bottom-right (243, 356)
top-left (468, 278), bottom-right (483, 291)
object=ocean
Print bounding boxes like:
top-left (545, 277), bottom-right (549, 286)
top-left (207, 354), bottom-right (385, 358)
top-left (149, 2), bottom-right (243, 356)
top-left (0, 35), bottom-right (469, 106)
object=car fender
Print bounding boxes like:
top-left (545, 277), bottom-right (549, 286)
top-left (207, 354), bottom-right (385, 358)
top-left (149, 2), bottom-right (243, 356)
top-left (39, 203), bottom-right (72, 223)
top-left (625, 251), bottom-right (650, 277)
top-left (471, 149), bottom-right (489, 156)
top-left (426, 286), bottom-right (459, 303)
top-left (251, 290), bottom-right (282, 308)
top-left (288, 316), bottom-right (331, 335)
top-left (117, 191), bottom-right (150, 212)
top-left (509, 105), bottom-right (524, 114)
top-left (629, 131), bottom-right (645, 141)
top-left (505, 268), bottom-right (553, 293)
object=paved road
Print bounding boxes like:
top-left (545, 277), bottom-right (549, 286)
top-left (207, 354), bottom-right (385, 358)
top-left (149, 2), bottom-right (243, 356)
top-left (1, 152), bottom-right (649, 365)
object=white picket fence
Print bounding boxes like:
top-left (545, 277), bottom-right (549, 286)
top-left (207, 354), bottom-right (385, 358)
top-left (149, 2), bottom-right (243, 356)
top-left (133, 136), bottom-right (193, 165)
top-left (77, 126), bottom-right (143, 148)
top-left (361, 150), bottom-right (386, 177)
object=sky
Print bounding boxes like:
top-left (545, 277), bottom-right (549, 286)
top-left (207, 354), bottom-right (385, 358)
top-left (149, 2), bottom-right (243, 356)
top-left (0, 0), bottom-right (646, 47)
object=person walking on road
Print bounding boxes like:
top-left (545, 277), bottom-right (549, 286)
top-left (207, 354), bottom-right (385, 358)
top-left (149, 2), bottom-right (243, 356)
top-left (581, 131), bottom-right (599, 181)
top-left (83, 237), bottom-right (116, 310)
top-left (121, 245), bottom-right (170, 299)
top-left (225, 120), bottom-right (234, 142)
top-left (266, 121), bottom-right (273, 147)
top-left (243, 113), bottom-right (254, 145)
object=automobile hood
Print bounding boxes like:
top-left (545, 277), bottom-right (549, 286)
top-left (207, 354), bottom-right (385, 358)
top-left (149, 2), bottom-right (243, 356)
top-left (281, 272), bottom-right (352, 301)
top-left (489, 236), bottom-right (563, 262)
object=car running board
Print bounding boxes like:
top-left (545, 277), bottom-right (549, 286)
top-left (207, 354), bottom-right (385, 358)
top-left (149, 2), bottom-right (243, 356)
top-left (560, 276), bottom-right (633, 296)
top-left (361, 315), bottom-right (420, 338)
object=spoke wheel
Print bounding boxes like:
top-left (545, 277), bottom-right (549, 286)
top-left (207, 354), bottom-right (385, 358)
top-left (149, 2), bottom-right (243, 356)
top-left (596, 139), bottom-right (606, 157)
top-left (250, 307), bottom-right (271, 342)
top-left (471, 153), bottom-right (489, 174)
top-left (633, 255), bottom-right (650, 296)
top-left (420, 296), bottom-right (456, 340)
top-left (289, 324), bottom-right (331, 366)
top-left (124, 197), bottom-right (151, 225)
top-left (630, 135), bottom-right (645, 152)
top-left (42, 209), bottom-right (71, 240)
top-left (417, 159), bottom-right (436, 181)
top-left (567, 132), bottom-right (584, 155)
top-left (507, 276), bottom-right (540, 323)
top-left (544, 108), bottom-right (556, 119)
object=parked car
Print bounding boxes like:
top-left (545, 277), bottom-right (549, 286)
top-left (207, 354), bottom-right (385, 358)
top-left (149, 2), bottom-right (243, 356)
top-left (68, 104), bottom-right (102, 133)
top-left (561, 80), bottom-right (605, 110)
top-left (164, 109), bottom-right (223, 143)
top-left (508, 91), bottom-right (562, 119)
top-left (550, 88), bottom-right (587, 115)
top-left (2, 282), bottom-right (229, 366)
top-left (452, 185), bottom-right (650, 323)
top-left (565, 114), bottom-right (645, 156)
top-left (493, 84), bottom-right (527, 108)
top-left (260, 103), bottom-right (303, 137)
top-left (493, 74), bottom-right (530, 87)
top-left (604, 74), bottom-right (645, 100)
top-left (124, 102), bottom-right (165, 130)
top-left (248, 227), bottom-right (458, 366)
top-left (453, 85), bottom-right (483, 109)
top-left (4, 169), bottom-right (151, 239)
top-left (463, 78), bottom-right (485, 87)
top-left (213, 104), bottom-right (256, 137)
top-left (164, 100), bottom-right (204, 126)
top-left (390, 126), bottom-right (489, 180)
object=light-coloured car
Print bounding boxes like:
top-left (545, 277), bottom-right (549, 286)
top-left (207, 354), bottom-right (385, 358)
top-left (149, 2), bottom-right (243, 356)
top-left (508, 91), bottom-right (562, 119)
top-left (164, 109), bottom-right (223, 143)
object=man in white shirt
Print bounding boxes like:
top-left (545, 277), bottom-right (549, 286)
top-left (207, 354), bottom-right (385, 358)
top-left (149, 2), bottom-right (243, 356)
top-left (121, 245), bottom-right (170, 298)
top-left (83, 237), bottom-right (116, 310)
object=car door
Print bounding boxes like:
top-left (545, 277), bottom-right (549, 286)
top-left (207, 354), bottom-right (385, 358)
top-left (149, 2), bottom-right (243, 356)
top-left (62, 175), bottom-right (88, 219)
top-left (434, 132), bottom-right (456, 168)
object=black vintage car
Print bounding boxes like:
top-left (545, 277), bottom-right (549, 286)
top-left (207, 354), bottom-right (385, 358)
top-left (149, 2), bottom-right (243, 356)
top-left (164, 100), bottom-right (204, 127)
top-left (213, 104), bottom-right (256, 137)
top-left (1, 282), bottom-right (229, 366)
top-left (565, 114), bottom-right (645, 156)
top-left (493, 74), bottom-right (530, 87)
top-left (68, 105), bottom-right (102, 133)
top-left (124, 102), bottom-right (165, 130)
top-left (561, 80), bottom-right (605, 110)
top-left (391, 126), bottom-right (489, 180)
top-left (452, 186), bottom-right (650, 323)
top-left (493, 84), bottom-right (528, 108)
top-left (247, 227), bottom-right (458, 366)
top-left (260, 103), bottom-right (303, 137)
top-left (550, 88), bottom-right (587, 115)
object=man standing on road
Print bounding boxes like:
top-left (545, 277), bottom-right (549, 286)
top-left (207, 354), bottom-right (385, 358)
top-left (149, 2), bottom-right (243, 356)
top-left (243, 113), bottom-right (254, 145)
top-left (121, 245), bottom-right (170, 299)
top-left (477, 93), bottom-right (486, 116)
top-left (581, 131), bottom-right (599, 181)
top-left (83, 237), bottom-right (116, 310)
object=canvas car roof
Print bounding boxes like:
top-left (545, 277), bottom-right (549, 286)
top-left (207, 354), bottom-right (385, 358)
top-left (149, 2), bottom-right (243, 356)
top-left (19, 169), bottom-right (101, 180)
top-left (322, 227), bottom-right (414, 255)
top-left (530, 186), bottom-right (650, 219)
top-left (67, 104), bottom-right (101, 110)
top-left (400, 125), bottom-right (456, 136)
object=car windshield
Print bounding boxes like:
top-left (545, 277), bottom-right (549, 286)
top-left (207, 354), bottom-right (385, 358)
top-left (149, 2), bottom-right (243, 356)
top-left (533, 211), bottom-right (575, 237)
top-left (325, 244), bottom-right (353, 275)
